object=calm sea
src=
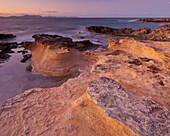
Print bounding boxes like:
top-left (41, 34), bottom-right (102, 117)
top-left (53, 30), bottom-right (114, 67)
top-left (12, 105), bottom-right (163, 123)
top-left (0, 16), bottom-right (165, 42)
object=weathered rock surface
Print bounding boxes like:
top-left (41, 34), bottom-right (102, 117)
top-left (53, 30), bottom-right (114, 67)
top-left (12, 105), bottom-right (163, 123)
top-left (0, 75), bottom-right (137, 136)
top-left (0, 34), bottom-right (16, 40)
top-left (88, 77), bottom-right (170, 136)
top-left (32, 34), bottom-right (101, 51)
top-left (162, 24), bottom-right (170, 28)
top-left (0, 36), bottom-right (169, 136)
top-left (138, 18), bottom-right (170, 23)
top-left (24, 34), bottom-right (101, 77)
top-left (86, 26), bottom-right (170, 41)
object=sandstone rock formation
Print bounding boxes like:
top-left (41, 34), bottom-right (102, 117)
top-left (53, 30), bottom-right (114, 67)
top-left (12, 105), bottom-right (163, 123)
top-left (138, 18), bottom-right (170, 23)
top-left (0, 36), bottom-right (170, 136)
top-left (86, 26), bottom-right (170, 41)
top-left (24, 34), bottom-right (101, 78)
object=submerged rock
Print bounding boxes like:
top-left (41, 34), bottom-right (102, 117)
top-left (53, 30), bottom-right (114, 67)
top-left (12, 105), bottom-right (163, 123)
top-left (0, 42), bottom-right (18, 64)
top-left (20, 54), bottom-right (32, 63)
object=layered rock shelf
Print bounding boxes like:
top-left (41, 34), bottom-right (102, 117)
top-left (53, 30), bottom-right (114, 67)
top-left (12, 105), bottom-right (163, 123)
top-left (138, 18), bottom-right (170, 23)
top-left (0, 33), bottom-right (170, 136)
top-left (86, 26), bottom-right (170, 41)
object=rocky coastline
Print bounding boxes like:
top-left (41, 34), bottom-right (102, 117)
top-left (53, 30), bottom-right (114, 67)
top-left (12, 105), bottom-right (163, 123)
top-left (86, 26), bottom-right (170, 41)
top-left (162, 24), bottom-right (170, 28)
top-left (138, 18), bottom-right (170, 23)
top-left (0, 27), bottom-right (170, 136)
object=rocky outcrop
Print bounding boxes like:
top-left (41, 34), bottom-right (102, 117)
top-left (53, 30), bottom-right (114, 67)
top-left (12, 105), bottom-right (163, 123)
top-left (0, 42), bottom-right (18, 64)
top-left (162, 24), bottom-right (170, 28)
top-left (88, 77), bottom-right (170, 136)
top-left (86, 26), bottom-right (170, 41)
top-left (24, 34), bottom-right (101, 77)
top-left (148, 28), bottom-right (170, 41)
top-left (32, 34), bottom-right (101, 51)
top-left (0, 36), bottom-right (169, 136)
top-left (138, 18), bottom-right (170, 23)
top-left (0, 34), bottom-right (16, 40)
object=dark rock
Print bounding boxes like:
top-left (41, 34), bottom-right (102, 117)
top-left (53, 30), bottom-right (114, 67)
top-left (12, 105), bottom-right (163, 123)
top-left (86, 26), bottom-right (133, 36)
top-left (0, 34), bottom-right (16, 40)
top-left (148, 65), bottom-right (161, 73)
top-left (26, 65), bottom-right (32, 72)
top-left (139, 57), bottom-right (152, 62)
top-left (138, 18), bottom-right (170, 23)
top-left (161, 24), bottom-right (170, 28)
top-left (86, 26), bottom-right (170, 41)
top-left (129, 59), bottom-right (143, 66)
top-left (17, 50), bottom-right (28, 54)
top-left (30, 34), bottom-right (101, 51)
top-left (106, 50), bottom-right (127, 56)
top-left (0, 53), bottom-right (10, 59)
top-left (88, 77), bottom-right (170, 136)
top-left (131, 28), bottom-right (151, 36)
top-left (148, 28), bottom-right (170, 41)
top-left (20, 54), bottom-right (32, 63)
top-left (120, 28), bottom-right (133, 35)
top-left (75, 40), bottom-right (100, 51)
top-left (0, 42), bottom-right (18, 53)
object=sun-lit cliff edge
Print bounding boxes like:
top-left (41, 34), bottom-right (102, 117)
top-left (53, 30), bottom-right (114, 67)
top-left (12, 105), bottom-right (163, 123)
top-left (0, 34), bottom-right (170, 135)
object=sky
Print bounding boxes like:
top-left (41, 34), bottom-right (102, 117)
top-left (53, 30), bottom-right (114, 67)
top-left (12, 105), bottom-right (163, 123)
top-left (0, 0), bottom-right (170, 17)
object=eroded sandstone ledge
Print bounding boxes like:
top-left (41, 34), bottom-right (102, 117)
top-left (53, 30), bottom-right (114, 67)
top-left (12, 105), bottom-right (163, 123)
top-left (0, 35), bottom-right (170, 136)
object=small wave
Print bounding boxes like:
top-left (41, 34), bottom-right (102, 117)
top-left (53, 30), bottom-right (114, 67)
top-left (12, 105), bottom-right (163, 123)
top-left (128, 19), bottom-right (139, 22)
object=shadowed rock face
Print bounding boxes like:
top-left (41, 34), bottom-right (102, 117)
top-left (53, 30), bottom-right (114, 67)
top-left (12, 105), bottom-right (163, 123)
top-left (88, 77), bottom-right (170, 136)
top-left (32, 34), bottom-right (101, 51)
top-left (86, 26), bottom-right (170, 41)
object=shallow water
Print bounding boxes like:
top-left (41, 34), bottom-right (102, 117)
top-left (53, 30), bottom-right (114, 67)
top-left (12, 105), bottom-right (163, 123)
top-left (0, 48), bottom-right (69, 104)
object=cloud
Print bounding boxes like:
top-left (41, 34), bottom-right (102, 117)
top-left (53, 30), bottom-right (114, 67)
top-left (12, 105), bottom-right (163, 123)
top-left (42, 11), bottom-right (58, 14)
top-left (168, 2), bottom-right (170, 4)
top-left (0, 12), bottom-right (12, 16)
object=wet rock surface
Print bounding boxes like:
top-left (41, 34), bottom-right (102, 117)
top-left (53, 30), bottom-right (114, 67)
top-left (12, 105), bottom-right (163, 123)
top-left (162, 24), bottom-right (170, 28)
top-left (32, 34), bottom-right (101, 51)
top-left (88, 77), bottom-right (170, 136)
top-left (86, 26), bottom-right (170, 41)
top-left (0, 42), bottom-right (18, 64)
top-left (0, 34), bottom-right (16, 40)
